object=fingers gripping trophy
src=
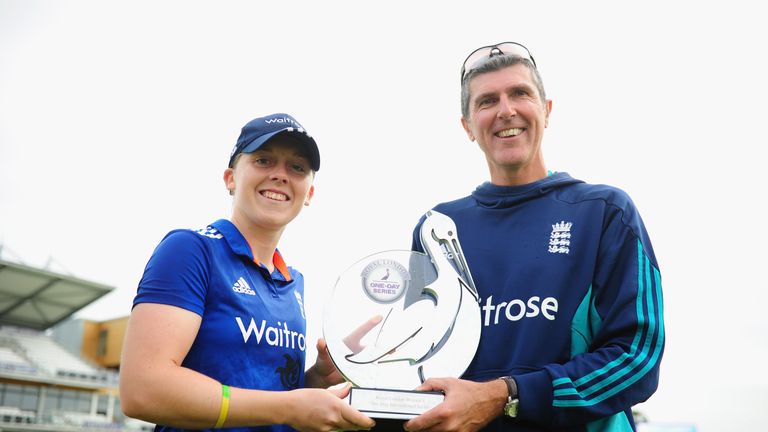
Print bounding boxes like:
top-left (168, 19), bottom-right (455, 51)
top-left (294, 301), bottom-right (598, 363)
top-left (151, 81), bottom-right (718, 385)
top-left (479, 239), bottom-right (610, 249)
top-left (323, 211), bottom-right (481, 421)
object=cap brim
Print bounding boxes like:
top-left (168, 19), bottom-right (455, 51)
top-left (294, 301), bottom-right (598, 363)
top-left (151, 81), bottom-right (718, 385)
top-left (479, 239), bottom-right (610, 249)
top-left (236, 129), bottom-right (320, 171)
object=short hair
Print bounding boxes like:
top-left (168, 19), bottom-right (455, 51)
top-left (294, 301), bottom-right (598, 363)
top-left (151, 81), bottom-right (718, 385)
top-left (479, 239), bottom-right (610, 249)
top-left (460, 55), bottom-right (547, 119)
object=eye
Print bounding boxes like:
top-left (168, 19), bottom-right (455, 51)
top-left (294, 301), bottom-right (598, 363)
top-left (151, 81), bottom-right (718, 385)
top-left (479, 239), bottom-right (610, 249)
top-left (477, 96), bottom-right (497, 107)
top-left (288, 161), bottom-right (311, 175)
top-left (254, 157), bottom-right (272, 166)
top-left (513, 89), bottom-right (529, 97)
top-left (291, 163), bottom-right (307, 173)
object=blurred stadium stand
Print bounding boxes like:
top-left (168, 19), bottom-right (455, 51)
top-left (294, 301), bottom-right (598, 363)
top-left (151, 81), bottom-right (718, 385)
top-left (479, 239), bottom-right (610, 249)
top-left (0, 257), bottom-right (151, 431)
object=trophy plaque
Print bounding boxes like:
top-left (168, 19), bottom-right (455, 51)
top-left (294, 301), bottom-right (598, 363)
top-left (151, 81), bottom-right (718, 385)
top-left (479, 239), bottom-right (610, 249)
top-left (323, 210), bottom-right (481, 422)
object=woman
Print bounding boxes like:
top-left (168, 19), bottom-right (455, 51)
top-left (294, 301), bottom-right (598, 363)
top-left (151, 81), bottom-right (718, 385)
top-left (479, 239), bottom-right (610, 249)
top-left (119, 113), bottom-right (374, 432)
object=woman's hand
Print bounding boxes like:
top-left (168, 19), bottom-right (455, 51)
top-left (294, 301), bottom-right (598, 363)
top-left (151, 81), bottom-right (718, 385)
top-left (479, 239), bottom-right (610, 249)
top-left (286, 385), bottom-right (375, 432)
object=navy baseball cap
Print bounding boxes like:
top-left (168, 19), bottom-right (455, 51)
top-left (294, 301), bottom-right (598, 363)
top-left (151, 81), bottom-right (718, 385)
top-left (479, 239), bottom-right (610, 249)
top-left (228, 113), bottom-right (320, 171)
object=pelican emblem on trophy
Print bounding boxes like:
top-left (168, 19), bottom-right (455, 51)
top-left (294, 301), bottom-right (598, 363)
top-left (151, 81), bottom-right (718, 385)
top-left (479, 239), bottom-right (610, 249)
top-left (324, 210), bottom-right (482, 391)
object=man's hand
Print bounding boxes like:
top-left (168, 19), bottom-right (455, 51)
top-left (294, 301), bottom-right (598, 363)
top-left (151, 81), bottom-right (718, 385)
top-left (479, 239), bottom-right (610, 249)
top-left (404, 378), bottom-right (508, 432)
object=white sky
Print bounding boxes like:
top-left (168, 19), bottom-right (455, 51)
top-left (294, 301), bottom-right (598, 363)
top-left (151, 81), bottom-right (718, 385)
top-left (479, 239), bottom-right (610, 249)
top-left (1, 1), bottom-right (765, 430)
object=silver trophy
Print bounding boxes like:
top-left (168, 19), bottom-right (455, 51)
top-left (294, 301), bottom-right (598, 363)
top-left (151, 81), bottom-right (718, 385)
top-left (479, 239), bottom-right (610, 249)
top-left (323, 211), bottom-right (481, 421)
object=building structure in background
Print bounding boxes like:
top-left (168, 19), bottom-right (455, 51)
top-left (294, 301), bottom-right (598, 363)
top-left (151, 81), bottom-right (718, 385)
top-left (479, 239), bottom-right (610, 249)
top-left (53, 317), bottom-right (128, 370)
top-left (0, 257), bottom-right (149, 431)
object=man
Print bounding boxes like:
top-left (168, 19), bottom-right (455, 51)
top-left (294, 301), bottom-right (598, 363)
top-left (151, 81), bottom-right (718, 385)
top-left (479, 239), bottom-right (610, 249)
top-left (405, 43), bottom-right (664, 431)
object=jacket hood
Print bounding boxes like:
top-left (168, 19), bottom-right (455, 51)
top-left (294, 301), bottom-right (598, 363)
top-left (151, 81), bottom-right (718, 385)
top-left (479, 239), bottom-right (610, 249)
top-left (471, 172), bottom-right (583, 208)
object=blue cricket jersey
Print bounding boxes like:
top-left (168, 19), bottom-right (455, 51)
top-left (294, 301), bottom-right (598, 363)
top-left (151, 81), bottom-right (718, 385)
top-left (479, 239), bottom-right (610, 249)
top-left (412, 173), bottom-right (664, 432)
top-left (134, 219), bottom-right (307, 432)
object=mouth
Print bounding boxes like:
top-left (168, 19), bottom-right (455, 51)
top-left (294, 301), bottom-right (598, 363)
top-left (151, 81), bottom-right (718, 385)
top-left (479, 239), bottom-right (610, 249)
top-left (495, 128), bottom-right (524, 138)
top-left (260, 190), bottom-right (289, 202)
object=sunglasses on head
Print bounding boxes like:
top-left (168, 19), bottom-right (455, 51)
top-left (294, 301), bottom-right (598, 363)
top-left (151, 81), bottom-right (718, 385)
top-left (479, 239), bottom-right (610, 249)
top-left (460, 42), bottom-right (537, 83)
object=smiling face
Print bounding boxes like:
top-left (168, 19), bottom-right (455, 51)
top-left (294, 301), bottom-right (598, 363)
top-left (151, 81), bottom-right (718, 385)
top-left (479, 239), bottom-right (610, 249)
top-left (224, 136), bottom-right (315, 234)
top-left (461, 63), bottom-right (552, 186)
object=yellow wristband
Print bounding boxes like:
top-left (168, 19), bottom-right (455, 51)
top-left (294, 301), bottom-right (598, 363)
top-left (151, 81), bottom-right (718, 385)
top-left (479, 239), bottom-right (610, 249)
top-left (214, 384), bottom-right (230, 428)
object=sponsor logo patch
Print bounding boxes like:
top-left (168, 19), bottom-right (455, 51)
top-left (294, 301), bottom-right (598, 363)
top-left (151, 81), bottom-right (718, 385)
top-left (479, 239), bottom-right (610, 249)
top-left (236, 317), bottom-right (306, 351)
top-left (232, 277), bottom-right (256, 296)
top-left (360, 259), bottom-right (410, 303)
top-left (481, 295), bottom-right (559, 326)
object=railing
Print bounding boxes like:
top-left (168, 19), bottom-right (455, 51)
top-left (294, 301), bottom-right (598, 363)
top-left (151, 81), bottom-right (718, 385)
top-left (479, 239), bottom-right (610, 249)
top-left (0, 405), bottom-right (36, 423)
top-left (0, 408), bottom-right (153, 431)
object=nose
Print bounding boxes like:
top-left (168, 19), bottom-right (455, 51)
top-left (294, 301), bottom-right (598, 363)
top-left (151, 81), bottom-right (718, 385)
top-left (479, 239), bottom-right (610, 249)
top-left (497, 96), bottom-right (516, 119)
top-left (270, 164), bottom-right (289, 184)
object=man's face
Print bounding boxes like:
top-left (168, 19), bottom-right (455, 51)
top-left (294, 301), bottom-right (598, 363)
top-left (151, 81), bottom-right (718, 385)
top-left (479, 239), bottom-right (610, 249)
top-left (461, 64), bottom-right (552, 185)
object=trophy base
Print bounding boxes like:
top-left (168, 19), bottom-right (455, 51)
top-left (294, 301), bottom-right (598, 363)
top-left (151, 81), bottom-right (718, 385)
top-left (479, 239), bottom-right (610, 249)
top-left (348, 387), bottom-right (444, 422)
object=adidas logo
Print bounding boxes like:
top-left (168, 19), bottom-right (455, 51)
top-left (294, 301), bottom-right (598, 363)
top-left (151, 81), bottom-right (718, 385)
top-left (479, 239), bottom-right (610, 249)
top-left (232, 277), bottom-right (256, 295)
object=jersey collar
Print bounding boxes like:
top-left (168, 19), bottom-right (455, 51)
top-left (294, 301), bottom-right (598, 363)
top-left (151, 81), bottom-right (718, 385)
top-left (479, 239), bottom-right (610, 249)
top-left (211, 219), bottom-right (292, 281)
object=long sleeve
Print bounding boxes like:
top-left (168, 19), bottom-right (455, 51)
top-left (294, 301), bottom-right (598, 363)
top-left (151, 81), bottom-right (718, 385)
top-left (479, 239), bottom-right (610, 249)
top-left (513, 203), bottom-right (664, 428)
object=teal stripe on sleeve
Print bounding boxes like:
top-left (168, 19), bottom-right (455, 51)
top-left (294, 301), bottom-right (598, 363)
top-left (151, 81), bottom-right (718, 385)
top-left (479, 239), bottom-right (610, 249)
top-left (556, 267), bottom-right (664, 406)
top-left (571, 254), bottom-right (658, 398)
top-left (552, 240), bottom-right (664, 407)
top-left (555, 241), bottom-right (648, 389)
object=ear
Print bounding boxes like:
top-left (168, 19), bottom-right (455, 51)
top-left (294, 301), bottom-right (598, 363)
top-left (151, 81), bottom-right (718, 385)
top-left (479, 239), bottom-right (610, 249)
top-left (223, 168), bottom-right (235, 196)
top-left (460, 116), bottom-right (475, 141)
top-left (544, 99), bottom-right (553, 128)
top-left (304, 185), bottom-right (315, 206)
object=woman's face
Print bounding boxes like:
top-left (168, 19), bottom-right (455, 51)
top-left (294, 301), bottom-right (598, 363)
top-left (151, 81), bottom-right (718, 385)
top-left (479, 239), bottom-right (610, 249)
top-left (225, 137), bottom-right (315, 233)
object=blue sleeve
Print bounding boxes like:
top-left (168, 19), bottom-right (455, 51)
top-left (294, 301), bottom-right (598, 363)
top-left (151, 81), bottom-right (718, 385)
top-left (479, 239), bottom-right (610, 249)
top-left (133, 229), bottom-right (211, 316)
top-left (514, 201), bottom-right (665, 427)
